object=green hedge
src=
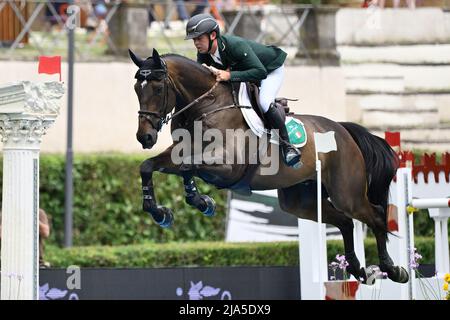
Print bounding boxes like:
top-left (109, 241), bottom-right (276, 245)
top-left (0, 154), bottom-right (227, 247)
top-left (44, 238), bottom-right (441, 268)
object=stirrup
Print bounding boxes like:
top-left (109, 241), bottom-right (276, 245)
top-left (283, 147), bottom-right (302, 169)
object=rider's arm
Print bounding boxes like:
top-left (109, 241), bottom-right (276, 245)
top-left (229, 41), bottom-right (267, 83)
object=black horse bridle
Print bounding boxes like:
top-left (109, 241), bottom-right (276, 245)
top-left (136, 60), bottom-right (220, 132)
top-left (136, 60), bottom-right (173, 132)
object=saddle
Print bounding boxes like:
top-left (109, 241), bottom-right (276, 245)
top-left (231, 82), bottom-right (293, 129)
top-left (223, 83), bottom-right (297, 196)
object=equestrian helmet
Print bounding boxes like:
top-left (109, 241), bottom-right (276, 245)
top-left (185, 14), bottom-right (220, 40)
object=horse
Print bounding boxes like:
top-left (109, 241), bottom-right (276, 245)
top-left (129, 48), bottom-right (409, 285)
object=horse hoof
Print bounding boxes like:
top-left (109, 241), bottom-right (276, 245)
top-left (396, 267), bottom-right (409, 283)
top-left (200, 195), bottom-right (216, 217)
top-left (154, 206), bottom-right (174, 228)
top-left (384, 266), bottom-right (410, 283)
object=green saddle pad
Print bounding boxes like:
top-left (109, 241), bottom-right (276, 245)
top-left (285, 117), bottom-right (307, 147)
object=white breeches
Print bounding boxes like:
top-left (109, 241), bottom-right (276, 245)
top-left (259, 65), bottom-right (285, 113)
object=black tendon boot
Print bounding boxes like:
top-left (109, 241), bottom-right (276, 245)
top-left (265, 103), bottom-right (302, 168)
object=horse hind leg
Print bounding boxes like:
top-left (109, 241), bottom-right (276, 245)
top-left (323, 155), bottom-right (409, 284)
top-left (370, 205), bottom-right (409, 283)
top-left (343, 198), bottom-right (409, 284)
top-left (278, 182), bottom-right (367, 282)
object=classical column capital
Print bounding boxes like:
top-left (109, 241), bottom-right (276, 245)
top-left (0, 81), bottom-right (65, 149)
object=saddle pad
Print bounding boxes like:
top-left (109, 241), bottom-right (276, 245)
top-left (238, 82), bottom-right (307, 148)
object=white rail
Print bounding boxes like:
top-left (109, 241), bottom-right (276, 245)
top-left (410, 198), bottom-right (450, 209)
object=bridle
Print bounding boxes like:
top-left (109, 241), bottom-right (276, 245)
top-left (136, 59), bottom-right (173, 132)
top-left (137, 77), bottom-right (172, 132)
top-left (137, 59), bottom-right (219, 132)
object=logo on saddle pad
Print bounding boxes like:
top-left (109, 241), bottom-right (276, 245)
top-left (286, 118), bottom-right (307, 147)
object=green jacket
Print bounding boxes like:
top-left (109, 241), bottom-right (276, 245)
top-left (197, 34), bottom-right (287, 83)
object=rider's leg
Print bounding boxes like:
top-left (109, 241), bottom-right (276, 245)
top-left (260, 65), bottom-right (302, 168)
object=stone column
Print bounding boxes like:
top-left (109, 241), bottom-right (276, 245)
top-left (222, 8), bottom-right (263, 41)
top-left (107, 2), bottom-right (149, 56)
top-left (0, 81), bottom-right (64, 300)
top-left (296, 6), bottom-right (340, 66)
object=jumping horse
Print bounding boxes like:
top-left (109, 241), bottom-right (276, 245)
top-left (129, 48), bottom-right (409, 285)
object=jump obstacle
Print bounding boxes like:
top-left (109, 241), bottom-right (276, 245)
top-left (300, 132), bottom-right (450, 300)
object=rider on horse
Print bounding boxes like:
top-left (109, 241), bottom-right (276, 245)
top-left (184, 13), bottom-right (302, 168)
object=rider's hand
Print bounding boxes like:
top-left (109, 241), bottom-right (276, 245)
top-left (201, 64), bottom-right (230, 82)
top-left (202, 64), bottom-right (219, 75)
top-left (216, 70), bottom-right (231, 82)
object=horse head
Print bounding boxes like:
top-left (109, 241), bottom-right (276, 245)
top-left (129, 48), bottom-right (176, 149)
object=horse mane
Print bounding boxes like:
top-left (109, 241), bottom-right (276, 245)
top-left (161, 53), bottom-right (213, 78)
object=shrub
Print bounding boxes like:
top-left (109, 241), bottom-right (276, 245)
top-left (0, 154), bottom-right (227, 246)
top-left (44, 238), bottom-right (441, 268)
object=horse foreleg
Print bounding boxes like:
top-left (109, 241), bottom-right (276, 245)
top-left (140, 146), bottom-right (182, 228)
top-left (182, 172), bottom-right (216, 216)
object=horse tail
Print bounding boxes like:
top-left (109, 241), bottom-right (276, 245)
top-left (339, 122), bottom-right (399, 233)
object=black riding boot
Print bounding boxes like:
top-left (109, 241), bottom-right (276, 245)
top-left (265, 103), bottom-right (302, 168)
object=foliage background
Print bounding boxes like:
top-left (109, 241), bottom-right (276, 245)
top-left (0, 154), bottom-right (227, 247)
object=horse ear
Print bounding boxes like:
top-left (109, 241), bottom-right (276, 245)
top-left (152, 48), bottom-right (162, 67)
top-left (128, 49), bottom-right (144, 68)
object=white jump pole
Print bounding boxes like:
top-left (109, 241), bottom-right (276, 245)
top-left (410, 198), bottom-right (450, 209)
top-left (385, 167), bottom-right (411, 300)
top-left (298, 132), bottom-right (337, 300)
top-left (405, 171), bottom-right (450, 298)
top-left (316, 152), bottom-right (324, 300)
top-left (0, 81), bottom-right (64, 300)
top-left (408, 195), bottom-right (450, 277)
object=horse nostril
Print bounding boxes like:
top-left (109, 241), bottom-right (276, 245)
top-left (145, 134), bottom-right (153, 145)
top-left (137, 132), bottom-right (156, 148)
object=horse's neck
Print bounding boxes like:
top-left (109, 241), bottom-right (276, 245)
top-left (172, 72), bottom-right (215, 100)
top-left (173, 76), bottom-right (233, 120)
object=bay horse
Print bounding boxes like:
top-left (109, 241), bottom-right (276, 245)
top-left (129, 48), bottom-right (409, 285)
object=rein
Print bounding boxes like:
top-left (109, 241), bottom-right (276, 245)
top-left (138, 79), bottom-right (220, 132)
top-left (165, 80), bottom-right (220, 124)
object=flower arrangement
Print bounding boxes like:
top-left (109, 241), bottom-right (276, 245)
top-left (410, 247), bottom-right (449, 300)
top-left (444, 273), bottom-right (450, 300)
top-left (325, 254), bottom-right (360, 300)
top-left (329, 254), bottom-right (349, 280)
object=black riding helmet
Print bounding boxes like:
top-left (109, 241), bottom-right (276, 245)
top-left (185, 14), bottom-right (220, 40)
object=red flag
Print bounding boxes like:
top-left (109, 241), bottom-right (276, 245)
top-left (38, 56), bottom-right (62, 81)
top-left (385, 132), bottom-right (400, 148)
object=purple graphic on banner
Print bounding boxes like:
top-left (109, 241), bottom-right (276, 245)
top-left (39, 283), bottom-right (79, 300)
top-left (176, 281), bottom-right (232, 300)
